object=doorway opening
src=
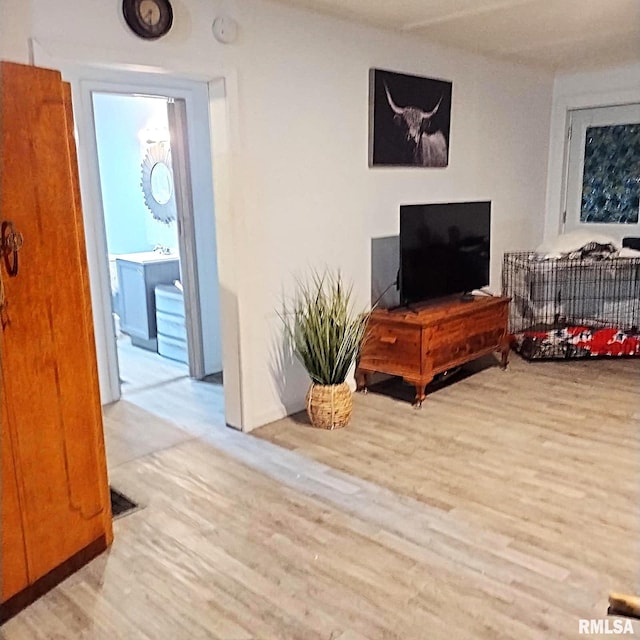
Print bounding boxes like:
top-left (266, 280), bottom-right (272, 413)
top-left (93, 92), bottom-right (187, 393)
top-left (91, 90), bottom-right (225, 445)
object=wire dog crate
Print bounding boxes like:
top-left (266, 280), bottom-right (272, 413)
top-left (502, 252), bottom-right (640, 359)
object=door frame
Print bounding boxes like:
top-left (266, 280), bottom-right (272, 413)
top-left (166, 97), bottom-right (205, 378)
top-left (31, 44), bottom-right (245, 430)
top-left (79, 78), bottom-right (215, 397)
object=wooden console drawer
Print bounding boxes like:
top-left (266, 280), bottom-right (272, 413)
top-left (430, 340), bottom-right (471, 369)
top-left (430, 303), bottom-right (507, 346)
top-left (470, 327), bottom-right (505, 351)
top-left (431, 326), bottom-right (506, 369)
top-left (360, 323), bottom-right (421, 374)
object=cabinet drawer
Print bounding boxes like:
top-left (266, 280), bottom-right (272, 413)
top-left (155, 284), bottom-right (185, 317)
top-left (158, 334), bottom-right (188, 364)
top-left (430, 307), bottom-right (506, 346)
top-left (360, 323), bottom-right (421, 374)
top-left (156, 310), bottom-right (187, 342)
top-left (430, 327), bottom-right (505, 370)
top-left (467, 327), bottom-right (505, 354)
top-left (430, 340), bottom-right (471, 369)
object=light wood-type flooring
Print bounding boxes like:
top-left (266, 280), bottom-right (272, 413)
top-left (117, 334), bottom-right (188, 394)
top-left (2, 355), bottom-right (639, 639)
top-left (106, 335), bottom-right (225, 467)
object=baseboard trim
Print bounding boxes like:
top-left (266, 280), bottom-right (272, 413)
top-left (0, 535), bottom-right (108, 624)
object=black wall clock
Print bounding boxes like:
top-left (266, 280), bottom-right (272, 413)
top-left (122, 0), bottom-right (173, 40)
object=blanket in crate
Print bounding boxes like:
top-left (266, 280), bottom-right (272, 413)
top-left (512, 326), bottom-right (640, 360)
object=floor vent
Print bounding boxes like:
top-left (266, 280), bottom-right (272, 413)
top-left (109, 488), bottom-right (139, 519)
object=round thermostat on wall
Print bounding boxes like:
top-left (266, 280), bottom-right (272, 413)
top-left (212, 16), bottom-right (238, 44)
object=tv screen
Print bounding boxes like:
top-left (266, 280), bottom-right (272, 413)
top-left (399, 201), bottom-right (491, 305)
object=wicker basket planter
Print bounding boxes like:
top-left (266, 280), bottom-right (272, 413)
top-left (281, 270), bottom-right (369, 431)
top-left (305, 382), bottom-right (353, 430)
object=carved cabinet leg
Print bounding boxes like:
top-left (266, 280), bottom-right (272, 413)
top-left (413, 383), bottom-right (428, 408)
top-left (355, 367), bottom-right (368, 393)
top-left (499, 335), bottom-right (511, 370)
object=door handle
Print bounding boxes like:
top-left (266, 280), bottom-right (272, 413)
top-left (1, 220), bottom-right (24, 277)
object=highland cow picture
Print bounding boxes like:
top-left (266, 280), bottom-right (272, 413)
top-left (369, 68), bottom-right (452, 168)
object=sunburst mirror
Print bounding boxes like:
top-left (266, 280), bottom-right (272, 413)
top-left (140, 142), bottom-right (177, 224)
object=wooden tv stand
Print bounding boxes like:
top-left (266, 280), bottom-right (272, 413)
top-left (356, 295), bottom-right (510, 406)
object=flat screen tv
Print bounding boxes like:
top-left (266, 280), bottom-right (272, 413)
top-left (399, 201), bottom-right (491, 305)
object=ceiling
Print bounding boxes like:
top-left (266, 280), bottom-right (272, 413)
top-left (270, 0), bottom-right (640, 72)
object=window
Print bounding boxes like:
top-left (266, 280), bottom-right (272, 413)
top-left (564, 104), bottom-right (640, 235)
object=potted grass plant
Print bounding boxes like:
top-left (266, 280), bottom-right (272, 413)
top-left (281, 270), bottom-right (370, 430)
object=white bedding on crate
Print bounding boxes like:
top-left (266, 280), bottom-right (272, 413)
top-left (535, 231), bottom-right (640, 260)
top-left (536, 231), bottom-right (621, 257)
top-left (618, 246), bottom-right (640, 258)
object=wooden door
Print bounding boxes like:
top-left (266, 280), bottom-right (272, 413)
top-left (1, 379), bottom-right (29, 601)
top-left (0, 62), bottom-right (113, 604)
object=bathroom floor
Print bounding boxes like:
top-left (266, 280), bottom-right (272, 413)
top-left (117, 334), bottom-right (188, 394)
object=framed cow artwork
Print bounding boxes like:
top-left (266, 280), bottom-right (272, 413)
top-left (369, 68), bottom-right (452, 168)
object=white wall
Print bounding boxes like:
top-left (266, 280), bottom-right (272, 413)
top-left (0, 0), bottom-right (31, 63)
top-left (544, 62), bottom-right (640, 243)
top-left (5, 0), bottom-right (554, 430)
